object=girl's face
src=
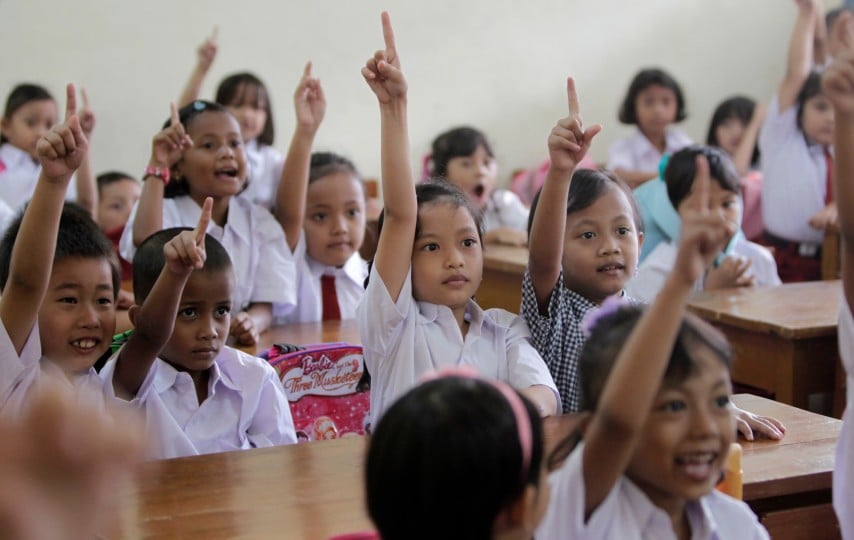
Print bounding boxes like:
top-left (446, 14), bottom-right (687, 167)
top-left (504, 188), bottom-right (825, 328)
top-left (561, 186), bottom-right (642, 304)
top-left (411, 201), bottom-right (483, 313)
top-left (714, 117), bottom-right (746, 157)
top-left (444, 145), bottom-right (498, 210)
top-left (801, 94), bottom-right (835, 147)
top-left (224, 83), bottom-right (268, 143)
top-left (176, 111), bottom-right (247, 203)
top-left (97, 178), bottom-right (141, 233)
top-left (0, 99), bottom-right (57, 159)
top-left (635, 85), bottom-right (677, 139)
top-left (676, 180), bottom-right (741, 244)
top-left (625, 349), bottom-right (736, 516)
top-left (304, 171), bottom-right (366, 267)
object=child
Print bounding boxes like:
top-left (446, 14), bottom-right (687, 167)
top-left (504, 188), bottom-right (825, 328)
top-left (627, 146), bottom-right (781, 303)
top-left (822, 43), bottom-right (854, 539)
top-left (178, 30), bottom-right (284, 211)
top-left (760, 0), bottom-right (836, 282)
top-left (428, 126), bottom-right (529, 246)
top-left (706, 96), bottom-right (766, 240)
top-left (536, 156), bottom-right (769, 539)
top-left (366, 369), bottom-right (549, 539)
top-left (607, 68), bottom-right (692, 188)
top-left (273, 65), bottom-right (368, 323)
top-left (357, 12), bottom-right (558, 421)
top-left (102, 200), bottom-right (296, 459)
top-left (119, 101), bottom-right (296, 346)
top-left (0, 83), bottom-right (97, 217)
top-left (0, 84), bottom-right (118, 415)
top-left (96, 171), bottom-right (140, 281)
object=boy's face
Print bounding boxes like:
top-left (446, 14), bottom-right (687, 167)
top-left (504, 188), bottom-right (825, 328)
top-left (38, 257), bottom-right (116, 373)
top-left (304, 171), bottom-right (366, 267)
top-left (160, 268), bottom-right (234, 374)
top-left (1, 99), bottom-right (58, 160)
top-left (97, 178), bottom-right (141, 233)
top-left (676, 180), bottom-right (741, 244)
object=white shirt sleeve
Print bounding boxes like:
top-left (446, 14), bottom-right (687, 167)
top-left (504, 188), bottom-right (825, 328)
top-left (245, 359), bottom-right (298, 447)
top-left (247, 209), bottom-right (297, 307)
top-left (625, 241), bottom-right (676, 303)
top-left (607, 134), bottom-right (637, 171)
top-left (0, 320), bottom-right (42, 414)
top-left (500, 312), bottom-right (561, 409)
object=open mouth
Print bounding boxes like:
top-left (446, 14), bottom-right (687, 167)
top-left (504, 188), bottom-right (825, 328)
top-left (70, 338), bottom-right (100, 353)
top-left (215, 167), bottom-right (239, 179)
top-left (473, 184), bottom-right (485, 198)
top-left (674, 452), bottom-right (718, 481)
top-left (597, 262), bottom-right (625, 273)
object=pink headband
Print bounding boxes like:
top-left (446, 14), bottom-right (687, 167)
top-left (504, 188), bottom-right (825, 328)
top-left (420, 366), bottom-right (533, 482)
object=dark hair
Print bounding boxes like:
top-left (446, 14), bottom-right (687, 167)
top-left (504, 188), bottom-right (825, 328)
top-left (527, 168), bottom-right (644, 236)
top-left (618, 68), bottom-right (687, 125)
top-left (309, 152), bottom-right (361, 184)
top-left (705, 96), bottom-right (760, 167)
top-left (0, 202), bottom-right (119, 299)
top-left (664, 145), bottom-right (740, 209)
top-left (215, 72), bottom-right (274, 146)
top-left (796, 71), bottom-right (825, 134)
top-left (1, 83), bottom-right (55, 145)
top-left (132, 227), bottom-right (233, 304)
top-left (96, 171), bottom-right (138, 197)
top-left (430, 126), bottom-right (494, 178)
top-left (366, 376), bottom-right (545, 540)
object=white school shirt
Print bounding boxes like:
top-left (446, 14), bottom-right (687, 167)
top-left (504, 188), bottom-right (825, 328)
top-left (536, 442), bottom-right (769, 540)
top-left (607, 127), bottom-right (692, 175)
top-left (272, 231), bottom-right (368, 325)
top-left (119, 195), bottom-right (297, 313)
top-left (0, 321), bottom-right (106, 417)
top-left (482, 189), bottom-right (529, 232)
top-left (240, 139), bottom-right (285, 211)
top-left (835, 300), bottom-right (854, 539)
top-left (759, 95), bottom-right (829, 245)
top-left (626, 236), bottom-right (781, 303)
top-left (100, 346), bottom-right (296, 459)
top-left (356, 265), bottom-right (559, 422)
top-left (0, 143), bottom-right (77, 211)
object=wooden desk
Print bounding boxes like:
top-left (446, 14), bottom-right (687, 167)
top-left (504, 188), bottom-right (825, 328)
top-left (133, 395), bottom-right (839, 539)
top-left (478, 245), bottom-right (527, 313)
top-left (687, 281), bottom-right (842, 413)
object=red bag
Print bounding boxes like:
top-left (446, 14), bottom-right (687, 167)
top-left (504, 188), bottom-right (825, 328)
top-left (265, 343), bottom-right (371, 442)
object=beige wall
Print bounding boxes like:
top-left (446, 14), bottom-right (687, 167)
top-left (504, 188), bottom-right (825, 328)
top-left (0, 0), bottom-right (837, 186)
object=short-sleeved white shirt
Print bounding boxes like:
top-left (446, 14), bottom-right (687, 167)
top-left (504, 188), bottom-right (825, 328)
top-left (482, 189), bottom-right (529, 232)
top-left (607, 127), bottom-right (692, 174)
top-left (273, 231), bottom-right (367, 325)
top-left (356, 265), bottom-right (559, 422)
top-left (0, 143), bottom-right (77, 211)
top-left (759, 95), bottom-right (829, 244)
top-left (241, 139), bottom-right (285, 211)
top-left (100, 346), bottom-right (296, 459)
top-left (119, 195), bottom-right (296, 312)
top-left (835, 300), bottom-right (854, 539)
top-left (536, 442), bottom-right (770, 540)
top-left (627, 236), bottom-right (781, 303)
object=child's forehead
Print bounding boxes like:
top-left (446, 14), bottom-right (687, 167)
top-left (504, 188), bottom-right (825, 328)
top-left (181, 268), bottom-right (235, 300)
top-left (50, 256), bottom-right (114, 286)
top-left (186, 111), bottom-right (241, 136)
top-left (566, 186), bottom-right (635, 226)
top-left (13, 99), bottom-right (57, 118)
top-left (227, 82), bottom-right (268, 107)
top-left (418, 200), bottom-right (476, 226)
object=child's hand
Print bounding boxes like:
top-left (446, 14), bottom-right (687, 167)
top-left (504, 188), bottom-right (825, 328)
top-left (674, 156), bottom-right (737, 285)
top-left (547, 77), bottom-right (602, 174)
top-left (808, 202), bottom-right (839, 229)
top-left (36, 83), bottom-right (89, 182)
top-left (150, 103), bottom-right (193, 170)
top-left (733, 404), bottom-right (786, 441)
top-left (823, 49), bottom-right (854, 115)
top-left (362, 12), bottom-right (407, 105)
top-left (230, 311), bottom-right (259, 346)
top-left (294, 61), bottom-right (326, 133)
top-left (78, 88), bottom-right (96, 137)
top-left (163, 197), bottom-right (211, 275)
top-left (705, 256), bottom-right (756, 291)
top-left (196, 27), bottom-right (218, 73)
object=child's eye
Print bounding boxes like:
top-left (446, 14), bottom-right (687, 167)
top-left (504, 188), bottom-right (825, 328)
top-left (346, 208), bottom-right (361, 218)
top-left (230, 139), bottom-right (242, 148)
top-left (202, 142), bottom-right (215, 150)
top-left (617, 226), bottom-right (631, 236)
top-left (422, 243), bottom-right (439, 252)
top-left (215, 306), bottom-right (231, 317)
top-left (579, 231), bottom-right (595, 240)
top-left (714, 395), bottom-right (731, 408)
top-left (661, 400), bottom-right (686, 412)
top-left (98, 297), bottom-right (114, 306)
top-left (180, 308), bottom-right (198, 318)
top-left (59, 297), bottom-right (77, 304)
top-left (312, 213), bottom-right (327, 222)
top-left (462, 238), bottom-right (478, 248)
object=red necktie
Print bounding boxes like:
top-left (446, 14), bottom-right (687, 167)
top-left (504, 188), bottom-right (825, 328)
top-left (825, 147), bottom-right (834, 205)
top-left (321, 274), bottom-right (341, 321)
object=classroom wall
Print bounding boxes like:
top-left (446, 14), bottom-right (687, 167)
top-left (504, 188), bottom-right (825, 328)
top-left (0, 0), bottom-right (840, 187)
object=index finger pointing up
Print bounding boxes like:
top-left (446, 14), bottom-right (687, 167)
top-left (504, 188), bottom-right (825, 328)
top-left (381, 11), bottom-right (397, 55)
top-left (566, 77), bottom-right (580, 116)
top-left (170, 102), bottom-right (180, 127)
top-left (195, 197), bottom-right (213, 245)
top-left (65, 83), bottom-right (77, 121)
top-left (210, 25), bottom-right (219, 43)
top-left (690, 155), bottom-right (711, 214)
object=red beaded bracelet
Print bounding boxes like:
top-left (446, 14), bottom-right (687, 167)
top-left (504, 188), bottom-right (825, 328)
top-left (143, 166), bottom-right (170, 185)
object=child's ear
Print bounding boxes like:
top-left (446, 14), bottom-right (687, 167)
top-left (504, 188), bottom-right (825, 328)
top-left (0, 117), bottom-right (10, 138)
top-left (636, 230), bottom-right (645, 253)
top-left (127, 304), bottom-right (140, 327)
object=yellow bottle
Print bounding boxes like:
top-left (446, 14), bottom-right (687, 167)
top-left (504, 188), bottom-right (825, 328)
top-left (716, 442), bottom-right (743, 499)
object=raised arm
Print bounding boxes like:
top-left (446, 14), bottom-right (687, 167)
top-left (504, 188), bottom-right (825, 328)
top-left (528, 78), bottom-right (601, 311)
top-left (0, 84), bottom-right (87, 354)
top-left (362, 12), bottom-right (417, 302)
top-left (581, 156), bottom-right (734, 516)
top-left (731, 101), bottom-right (766, 177)
top-left (75, 87), bottom-right (98, 217)
top-left (178, 28), bottom-right (218, 108)
top-left (113, 198), bottom-right (212, 400)
top-left (779, 0), bottom-right (820, 111)
top-left (132, 103), bottom-right (192, 246)
top-left (275, 62), bottom-right (326, 250)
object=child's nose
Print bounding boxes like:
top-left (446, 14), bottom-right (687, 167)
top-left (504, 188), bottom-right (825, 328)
top-left (690, 406), bottom-right (721, 438)
top-left (446, 247), bottom-right (464, 268)
top-left (198, 315), bottom-right (219, 340)
top-left (78, 304), bottom-right (100, 328)
top-left (598, 235), bottom-right (621, 255)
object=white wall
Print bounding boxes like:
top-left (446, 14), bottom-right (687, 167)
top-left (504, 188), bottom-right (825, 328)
top-left (0, 0), bottom-right (837, 186)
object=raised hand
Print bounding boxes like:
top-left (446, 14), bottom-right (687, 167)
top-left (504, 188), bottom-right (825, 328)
top-left (705, 255), bottom-right (756, 290)
top-left (230, 311), bottom-right (259, 346)
top-left (163, 197), bottom-right (211, 274)
top-left (36, 83), bottom-right (89, 182)
top-left (197, 27), bottom-right (218, 73)
top-left (823, 48), bottom-right (854, 115)
top-left (78, 88), bottom-right (96, 137)
top-left (294, 61), bottom-right (326, 133)
top-left (548, 77), bottom-right (602, 174)
top-left (361, 12), bottom-right (407, 104)
top-left (150, 103), bottom-right (193, 170)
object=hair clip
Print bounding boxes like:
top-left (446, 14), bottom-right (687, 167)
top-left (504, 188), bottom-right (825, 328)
top-left (192, 100), bottom-right (206, 111)
top-left (581, 295), bottom-right (630, 338)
